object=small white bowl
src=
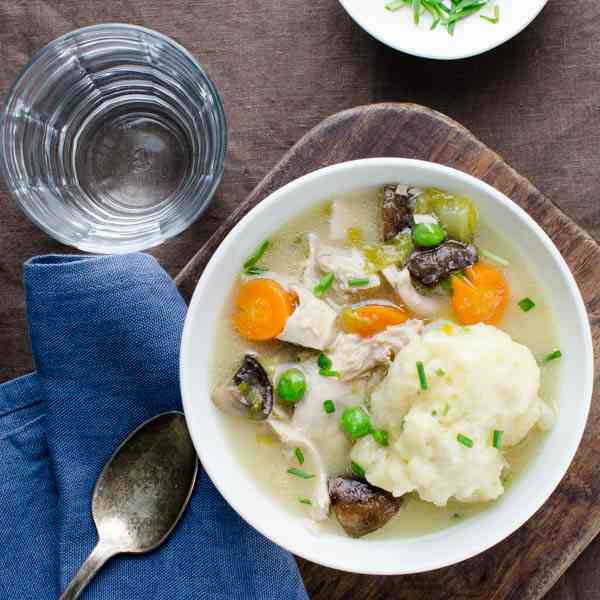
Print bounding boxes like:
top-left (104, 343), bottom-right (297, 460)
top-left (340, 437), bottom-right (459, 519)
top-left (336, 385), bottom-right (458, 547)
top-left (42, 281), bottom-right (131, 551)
top-left (180, 159), bottom-right (593, 574)
top-left (338, 0), bottom-right (549, 60)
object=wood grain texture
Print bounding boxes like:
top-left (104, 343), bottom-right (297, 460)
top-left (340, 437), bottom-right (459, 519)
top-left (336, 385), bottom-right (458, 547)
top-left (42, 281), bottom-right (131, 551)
top-left (176, 103), bottom-right (600, 600)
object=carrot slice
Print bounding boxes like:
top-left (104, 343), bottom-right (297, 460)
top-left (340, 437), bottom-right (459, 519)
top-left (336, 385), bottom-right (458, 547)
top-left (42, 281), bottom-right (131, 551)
top-left (233, 279), bottom-right (295, 341)
top-left (451, 262), bottom-right (509, 325)
top-left (340, 304), bottom-right (410, 338)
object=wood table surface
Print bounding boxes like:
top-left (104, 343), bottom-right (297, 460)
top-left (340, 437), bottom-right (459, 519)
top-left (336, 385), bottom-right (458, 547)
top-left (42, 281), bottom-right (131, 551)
top-left (0, 1), bottom-right (598, 598)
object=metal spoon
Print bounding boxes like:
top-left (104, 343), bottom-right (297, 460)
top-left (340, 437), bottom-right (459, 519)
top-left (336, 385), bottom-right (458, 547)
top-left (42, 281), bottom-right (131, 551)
top-left (59, 411), bottom-right (198, 600)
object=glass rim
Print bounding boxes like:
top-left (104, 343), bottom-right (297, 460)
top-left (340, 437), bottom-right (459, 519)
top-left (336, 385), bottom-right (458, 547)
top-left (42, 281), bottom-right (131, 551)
top-left (0, 23), bottom-right (228, 254)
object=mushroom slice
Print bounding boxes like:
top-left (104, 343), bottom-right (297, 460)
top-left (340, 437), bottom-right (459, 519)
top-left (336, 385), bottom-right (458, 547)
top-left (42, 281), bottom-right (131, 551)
top-left (269, 418), bottom-right (331, 521)
top-left (382, 184), bottom-right (413, 241)
top-left (212, 355), bottom-right (273, 420)
top-left (329, 476), bottom-right (402, 538)
top-left (408, 241), bottom-right (478, 287)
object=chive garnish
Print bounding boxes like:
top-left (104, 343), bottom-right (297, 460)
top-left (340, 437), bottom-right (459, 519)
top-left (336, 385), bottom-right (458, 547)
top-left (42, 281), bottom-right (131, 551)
top-left (294, 447), bottom-right (305, 465)
top-left (323, 400), bottom-right (336, 414)
top-left (492, 430), bottom-right (503, 449)
top-left (478, 247), bottom-right (509, 267)
top-left (244, 266), bottom-right (268, 276)
top-left (372, 430), bottom-right (389, 447)
top-left (480, 5), bottom-right (500, 24)
top-left (457, 433), bottom-right (474, 448)
top-left (317, 353), bottom-right (332, 370)
top-left (243, 240), bottom-right (269, 273)
top-left (518, 297), bottom-right (536, 312)
top-left (318, 354), bottom-right (339, 377)
top-left (436, 368), bottom-right (445, 377)
top-left (443, 402), bottom-right (449, 416)
top-left (385, 0), bottom-right (492, 35)
top-left (287, 467), bottom-right (314, 479)
top-left (544, 349), bottom-right (562, 363)
top-left (351, 461), bottom-right (366, 478)
top-left (319, 369), bottom-right (340, 378)
top-left (348, 277), bottom-right (371, 287)
top-left (385, 0), bottom-right (404, 10)
top-left (299, 497), bottom-right (312, 506)
top-left (416, 361), bottom-right (428, 390)
top-left (313, 273), bottom-right (334, 298)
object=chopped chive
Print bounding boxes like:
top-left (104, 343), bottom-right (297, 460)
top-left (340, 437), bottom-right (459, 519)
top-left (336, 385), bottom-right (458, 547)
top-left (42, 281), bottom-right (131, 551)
top-left (372, 430), bottom-right (389, 446)
top-left (492, 430), bottom-right (503, 449)
top-left (544, 349), bottom-right (562, 363)
top-left (481, 5), bottom-right (500, 24)
top-left (457, 433), bottom-right (474, 448)
top-left (299, 497), bottom-right (312, 506)
top-left (348, 277), bottom-right (371, 287)
top-left (244, 266), bottom-right (269, 276)
top-left (294, 447), bottom-right (305, 465)
top-left (478, 247), bottom-right (509, 267)
top-left (436, 368), bottom-right (446, 377)
top-left (518, 297), bottom-right (536, 312)
top-left (323, 400), bottom-right (336, 414)
top-left (351, 461), bottom-right (366, 478)
top-left (287, 467), bottom-right (314, 479)
top-left (416, 361), bottom-right (428, 390)
top-left (452, 513), bottom-right (463, 519)
top-left (412, 0), bottom-right (421, 24)
top-left (443, 402), bottom-right (449, 416)
top-left (385, 0), bottom-right (404, 10)
top-left (317, 353), bottom-right (332, 370)
top-left (313, 273), bottom-right (334, 298)
top-left (319, 369), bottom-right (340, 378)
top-left (243, 240), bottom-right (269, 273)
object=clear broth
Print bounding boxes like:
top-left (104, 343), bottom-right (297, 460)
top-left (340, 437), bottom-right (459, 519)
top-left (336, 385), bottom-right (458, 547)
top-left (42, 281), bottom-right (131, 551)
top-left (211, 188), bottom-right (560, 538)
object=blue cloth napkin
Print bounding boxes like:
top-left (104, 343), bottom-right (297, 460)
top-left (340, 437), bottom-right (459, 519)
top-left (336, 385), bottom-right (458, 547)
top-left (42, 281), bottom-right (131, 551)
top-left (0, 254), bottom-right (308, 600)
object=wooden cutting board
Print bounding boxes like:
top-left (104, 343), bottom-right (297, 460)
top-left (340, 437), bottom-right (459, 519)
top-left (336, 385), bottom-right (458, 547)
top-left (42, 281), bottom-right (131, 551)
top-left (176, 104), bottom-right (600, 600)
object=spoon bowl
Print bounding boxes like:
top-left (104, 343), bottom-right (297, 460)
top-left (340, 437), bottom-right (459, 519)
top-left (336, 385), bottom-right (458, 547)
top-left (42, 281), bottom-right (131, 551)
top-left (59, 411), bottom-right (198, 599)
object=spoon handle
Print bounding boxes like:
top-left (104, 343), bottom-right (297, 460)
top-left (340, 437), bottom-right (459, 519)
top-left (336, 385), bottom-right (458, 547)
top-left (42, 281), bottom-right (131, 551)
top-left (59, 542), bottom-right (117, 600)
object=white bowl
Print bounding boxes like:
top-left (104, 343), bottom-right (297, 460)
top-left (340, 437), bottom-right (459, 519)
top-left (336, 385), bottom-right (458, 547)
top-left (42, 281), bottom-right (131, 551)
top-left (338, 0), bottom-right (549, 60)
top-left (180, 159), bottom-right (593, 574)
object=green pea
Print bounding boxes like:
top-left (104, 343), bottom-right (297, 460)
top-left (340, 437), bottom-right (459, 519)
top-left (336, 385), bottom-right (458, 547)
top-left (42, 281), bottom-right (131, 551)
top-left (412, 222), bottom-right (446, 248)
top-left (277, 368), bottom-right (306, 404)
top-left (341, 406), bottom-right (372, 439)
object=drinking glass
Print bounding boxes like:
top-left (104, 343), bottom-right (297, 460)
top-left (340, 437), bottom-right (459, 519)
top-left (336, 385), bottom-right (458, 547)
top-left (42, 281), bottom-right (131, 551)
top-left (0, 24), bottom-right (227, 253)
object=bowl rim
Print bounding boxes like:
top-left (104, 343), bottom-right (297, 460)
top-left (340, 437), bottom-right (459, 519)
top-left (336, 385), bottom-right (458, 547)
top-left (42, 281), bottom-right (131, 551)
top-left (0, 23), bottom-right (228, 254)
top-left (337, 0), bottom-right (550, 60)
top-left (180, 158), bottom-right (593, 574)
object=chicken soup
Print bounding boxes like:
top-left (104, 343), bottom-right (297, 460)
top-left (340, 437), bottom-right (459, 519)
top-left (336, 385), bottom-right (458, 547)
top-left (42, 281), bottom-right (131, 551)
top-left (210, 185), bottom-right (560, 538)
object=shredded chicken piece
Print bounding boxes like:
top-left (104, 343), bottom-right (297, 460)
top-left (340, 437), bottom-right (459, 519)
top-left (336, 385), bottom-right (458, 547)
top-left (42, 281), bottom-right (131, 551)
top-left (327, 320), bottom-right (423, 380)
top-left (212, 384), bottom-right (243, 417)
top-left (277, 286), bottom-right (337, 351)
top-left (329, 199), bottom-right (357, 240)
top-left (268, 418), bottom-right (331, 521)
top-left (273, 361), bottom-right (363, 477)
top-left (306, 233), bottom-right (379, 292)
top-left (382, 266), bottom-right (440, 318)
top-left (303, 234), bottom-right (321, 289)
